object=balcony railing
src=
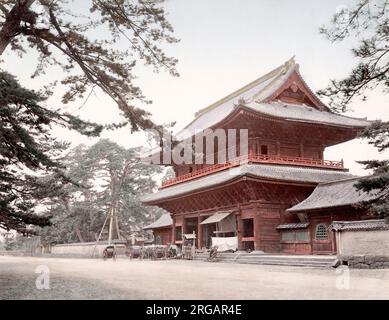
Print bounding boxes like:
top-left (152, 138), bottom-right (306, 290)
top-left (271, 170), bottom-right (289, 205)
top-left (161, 153), bottom-right (344, 188)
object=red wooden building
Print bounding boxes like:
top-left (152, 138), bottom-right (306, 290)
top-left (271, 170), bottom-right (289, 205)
top-left (142, 58), bottom-right (373, 254)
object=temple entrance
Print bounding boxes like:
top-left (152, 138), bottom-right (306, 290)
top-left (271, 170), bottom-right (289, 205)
top-left (200, 211), bottom-right (238, 250)
top-left (242, 219), bottom-right (254, 237)
top-left (202, 223), bottom-right (216, 248)
top-left (241, 218), bottom-right (255, 251)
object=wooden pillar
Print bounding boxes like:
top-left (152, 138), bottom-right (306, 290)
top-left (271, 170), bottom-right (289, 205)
top-left (197, 216), bottom-right (203, 249)
top-left (182, 217), bottom-right (187, 235)
top-left (331, 230), bottom-right (337, 254)
top-left (236, 213), bottom-right (243, 250)
top-left (171, 215), bottom-right (176, 244)
top-left (276, 142), bottom-right (281, 156)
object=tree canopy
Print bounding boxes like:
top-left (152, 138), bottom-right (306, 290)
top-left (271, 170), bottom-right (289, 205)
top-left (0, 0), bottom-right (179, 132)
top-left (319, 0), bottom-right (389, 217)
top-left (0, 0), bottom-right (178, 234)
top-left (0, 71), bottom-right (102, 233)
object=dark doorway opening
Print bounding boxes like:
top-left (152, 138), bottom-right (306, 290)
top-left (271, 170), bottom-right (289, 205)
top-left (243, 241), bottom-right (255, 251)
top-left (242, 218), bottom-right (254, 237)
top-left (185, 217), bottom-right (198, 237)
top-left (175, 227), bottom-right (182, 241)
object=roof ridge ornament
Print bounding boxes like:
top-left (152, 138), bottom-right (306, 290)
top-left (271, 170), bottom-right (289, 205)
top-left (282, 55), bottom-right (296, 74)
top-left (238, 97), bottom-right (247, 105)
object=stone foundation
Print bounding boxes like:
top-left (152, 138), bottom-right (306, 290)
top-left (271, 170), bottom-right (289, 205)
top-left (340, 255), bottom-right (389, 269)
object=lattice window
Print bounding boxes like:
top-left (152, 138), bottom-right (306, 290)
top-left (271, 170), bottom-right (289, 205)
top-left (281, 231), bottom-right (295, 241)
top-left (315, 224), bottom-right (328, 240)
top-left (296, 230), bottom-right (309, 241)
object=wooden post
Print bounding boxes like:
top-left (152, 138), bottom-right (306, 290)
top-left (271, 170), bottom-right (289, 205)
top-left (114, 207), bottom-right (121, 240)
top-left (172, 215), bottom-right (176, 244)
top-left (197, 216), bottom-right (203, 249)
top-left (108, 207), bottom-right (114, 245)
top-left (182, 217), bottom-right (187, 235)
top-left (320, 146), bottom-right (324, 160)
top-left (237, 213), bottom-right (243, 250)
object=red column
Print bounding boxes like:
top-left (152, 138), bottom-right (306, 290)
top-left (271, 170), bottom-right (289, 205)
top-left (299, 143), bottom-right (304, 158)
top-left (182, 217), bottom-right (187, 235)
top-left (197, 216), bottom-right (203, 249)
top-left (237, 213), bottom-right (243, 250)
top-left (171, 215), bottom-right (176, 244)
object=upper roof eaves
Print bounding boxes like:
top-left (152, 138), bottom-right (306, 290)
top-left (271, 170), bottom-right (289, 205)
top-left (175, 58), bottom-right (371, 141)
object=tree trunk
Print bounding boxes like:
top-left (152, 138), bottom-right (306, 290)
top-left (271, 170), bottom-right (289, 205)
top-left (75, 227), bottom-right (84, 243)
top-left (0, 0), bottom-right (36, 55)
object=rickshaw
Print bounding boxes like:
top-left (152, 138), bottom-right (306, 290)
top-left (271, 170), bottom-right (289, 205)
top-left (103, 245), bottom-right (116, 260)
top-left (207, 245), bottom-right (218, 262)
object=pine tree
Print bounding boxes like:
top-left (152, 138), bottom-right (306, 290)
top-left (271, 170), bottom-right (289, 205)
top-left (0, 71), bottom-right (102, 233)
top-left (319, 0), bottom-right (389, 218)
top-left (0, 0), bottom-right (179, 132)
top-left (41, 139), bottom-right (166, 243)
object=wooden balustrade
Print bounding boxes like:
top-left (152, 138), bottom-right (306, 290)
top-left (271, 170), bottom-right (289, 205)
top-left (161, 153), bottom-right (344, 188)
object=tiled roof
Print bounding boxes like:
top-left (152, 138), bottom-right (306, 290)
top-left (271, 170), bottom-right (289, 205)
top-left (245, 102), bottom-right (370, 128)
top-left (276, 222), bottom-right (310, 230)
top-left (143, 213), bottom-right (172, 230)
top-left (142, 164), bottom-right (354, 203)
top-left (331, 219), bottom-right (389, 231)
top-left (175, 58), bottom-right (370, 141)
top-left (287, 177), bottom-right (382, 212)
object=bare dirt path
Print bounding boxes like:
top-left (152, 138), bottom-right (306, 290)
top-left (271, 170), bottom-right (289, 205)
top-left (0, 255), bottom-right (388, 299)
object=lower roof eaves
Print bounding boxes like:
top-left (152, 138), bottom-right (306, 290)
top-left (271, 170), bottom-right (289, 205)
top-left (287, 177), bottom-right (382, 213)
top-left (143, 213), bottom-right (173, 230)
top-left (141, 164), bottom-right (355, 204)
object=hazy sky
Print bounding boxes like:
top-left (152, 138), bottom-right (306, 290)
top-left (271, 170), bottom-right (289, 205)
top-left (2, 0), bottom-right (388, 175)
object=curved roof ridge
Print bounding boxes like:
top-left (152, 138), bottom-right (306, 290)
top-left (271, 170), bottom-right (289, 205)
top-left (293, 66), bottom-right (330, 111)
top-left (251, 58), bottom-right (298, 102)
top-left (194, 56), bottom-right (296, 119)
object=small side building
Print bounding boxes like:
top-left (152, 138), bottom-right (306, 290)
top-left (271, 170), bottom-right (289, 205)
top-left (287, 177), bottom-right (385, 255)
top-left (144, 213), bottom-right (173, 245)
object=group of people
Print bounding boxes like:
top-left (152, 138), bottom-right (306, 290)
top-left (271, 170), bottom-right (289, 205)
top-left (102, 243), bottom-right (219, 262)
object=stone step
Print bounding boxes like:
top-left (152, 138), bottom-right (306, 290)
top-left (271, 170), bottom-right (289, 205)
top-left (195, 254), bottom-right (335, 260)
top-left (193, 253), bottom-right (337, 268)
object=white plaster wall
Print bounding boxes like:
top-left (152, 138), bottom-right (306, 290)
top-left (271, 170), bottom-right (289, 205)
top-left (51, 243), bottom-right (125, 257)
top-left (338, 230), bottom-right (389, 256)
